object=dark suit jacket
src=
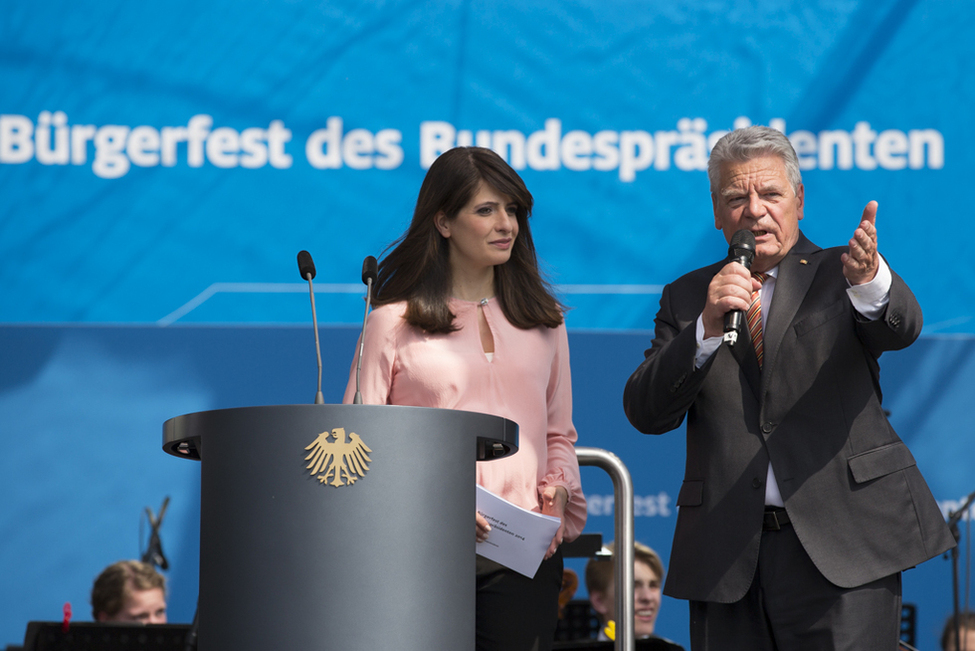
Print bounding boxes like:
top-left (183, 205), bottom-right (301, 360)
top-left (623, 232), bottom-right (954, 603)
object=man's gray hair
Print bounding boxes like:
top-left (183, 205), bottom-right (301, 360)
top-left (708, 126), bottom-right (802, 194)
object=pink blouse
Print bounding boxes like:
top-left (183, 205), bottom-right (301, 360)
top-left (343, 298), bottom-right (587, 541)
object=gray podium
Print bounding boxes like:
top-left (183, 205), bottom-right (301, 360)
top-left (163, 404), bottom-right (518, 651)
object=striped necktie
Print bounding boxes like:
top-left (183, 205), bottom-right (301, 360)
top-left (747, 272), bottom-right (770, 367)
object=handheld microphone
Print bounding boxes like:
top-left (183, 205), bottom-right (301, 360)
top-left (722, 230), bottom-right (756, 346)
top-left (297, 250), bottom-right (325, 404)
top-left (353, 255), bottom-right (379, 404)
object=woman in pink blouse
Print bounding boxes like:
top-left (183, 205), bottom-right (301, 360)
top-left (344, 146), bottom-right (586, 650)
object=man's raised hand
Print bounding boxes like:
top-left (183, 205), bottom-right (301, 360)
top-left (842, 200), bottom-right (880, 285)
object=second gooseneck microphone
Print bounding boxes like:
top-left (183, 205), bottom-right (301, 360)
top-left (353, 256), bottom-right (379, 404)
top-left (297, 250), bottom-right (325, 404)
top-left (722, 229), bottom-right (756, 346)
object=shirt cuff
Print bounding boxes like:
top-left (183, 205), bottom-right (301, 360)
top-left (695, 315), bottom-right (722, 369)
top-left (846, 256), bottom-right (891, 320)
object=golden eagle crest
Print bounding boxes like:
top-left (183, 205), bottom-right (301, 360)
top-left (304, 427), bottom-right (372, 487)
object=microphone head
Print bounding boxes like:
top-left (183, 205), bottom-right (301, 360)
top-left (361, 255), bottom-right (378, 285)
top-left (728, 230), bottom-right (756, 265)
top-left (297, 250), bottom-right (316, 280)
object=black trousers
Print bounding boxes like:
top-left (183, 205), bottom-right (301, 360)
top-left (476, 549), bottom-right (564, 651)
top-left (689, 522), bottom-right (902, 651)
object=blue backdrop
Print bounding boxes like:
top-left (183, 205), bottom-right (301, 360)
top-left (2, 1), bottom-right (973, 648)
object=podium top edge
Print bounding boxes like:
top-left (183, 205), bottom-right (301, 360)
top-left (162, 403), bottom-right (517, 425)
top-left (162, 404), bottom-right (518, 461)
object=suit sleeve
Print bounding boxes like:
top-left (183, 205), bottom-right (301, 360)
top-left (854, 266), bottom-right (922, 358)
top-left (623, 280), bottom-right (717, 435)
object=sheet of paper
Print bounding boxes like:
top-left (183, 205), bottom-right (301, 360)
top-left (475, 485), bottom-right (562, 578)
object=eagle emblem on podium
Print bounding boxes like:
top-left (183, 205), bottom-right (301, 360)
top-left (304, 427), bottom-right (373, 487)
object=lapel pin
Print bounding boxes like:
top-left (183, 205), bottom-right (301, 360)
top-left (799, 259), bottom-right (808, 265)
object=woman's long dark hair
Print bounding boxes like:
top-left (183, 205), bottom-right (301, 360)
top-left (374, 146), bottom-right (564, 333)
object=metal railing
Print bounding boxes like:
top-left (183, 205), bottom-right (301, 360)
top-left (575, 446), bottom-right (635, 651)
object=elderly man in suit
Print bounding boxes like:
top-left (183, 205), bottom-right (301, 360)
top-left (623, 125), bottom-right (954, 650)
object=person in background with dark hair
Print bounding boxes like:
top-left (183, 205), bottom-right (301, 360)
top-left (91, 560), bottom-right (166, 624)
top-left (584, 541), bottom-right (683, 649)
top-left (623, 125), bottom-right (953, 650)
top-left (344, 146), bottom-right (586, 651)
top-left (941, 611), bottom-right (975, 651)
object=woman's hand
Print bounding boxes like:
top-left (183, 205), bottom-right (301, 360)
top-left (476, 511), bottom-right (492, 543)
top-left (541, 486), bottom-right (568, 559)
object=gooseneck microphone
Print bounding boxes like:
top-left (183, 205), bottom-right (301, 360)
top-left (297, 250), bottom-right (325, 404)
top-left (353, 255), bottom-right (379, 404)
top-left (722, 229), bottom-right (756, 346)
